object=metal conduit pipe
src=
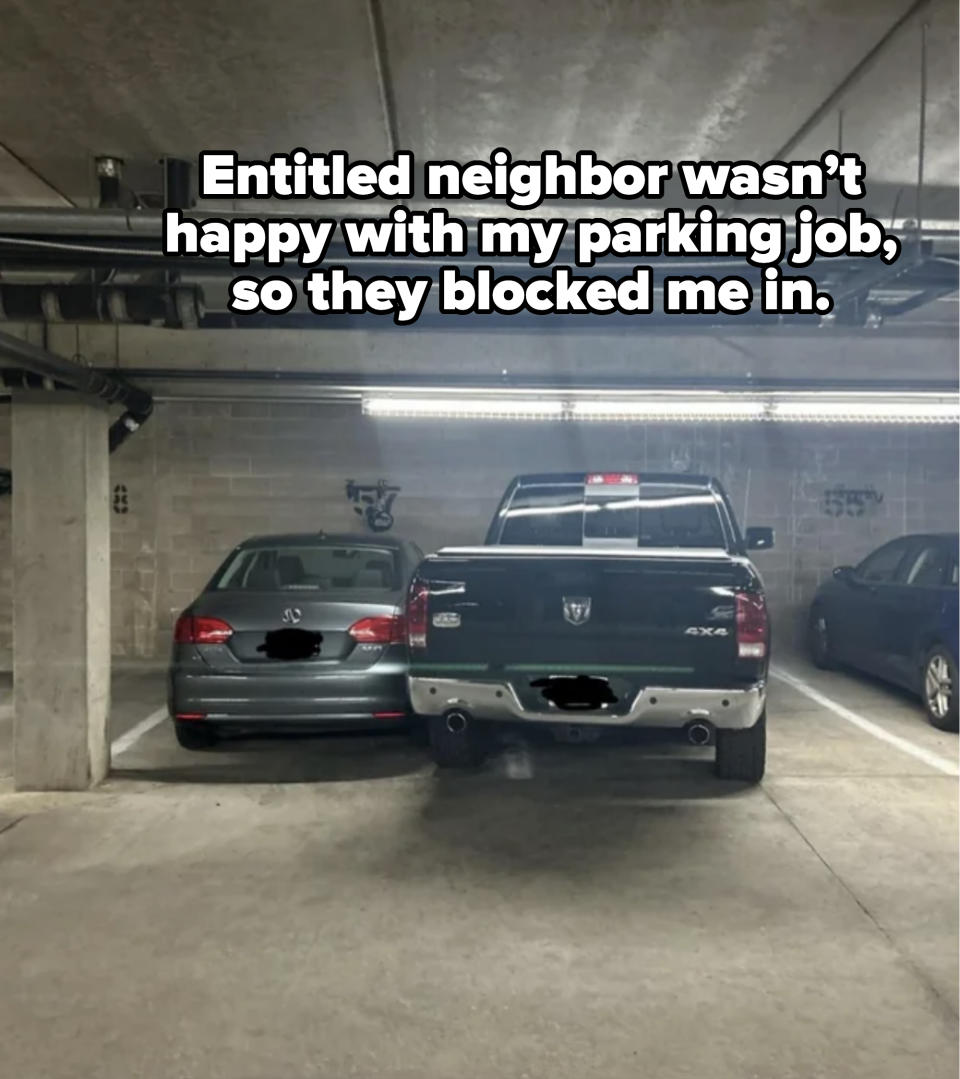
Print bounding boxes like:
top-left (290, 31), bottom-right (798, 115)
top-left (0, 207), bottom-right (955, 241)
top-left (0, 209), bottom-right (161, 234)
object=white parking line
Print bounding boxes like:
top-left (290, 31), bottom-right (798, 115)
top-left (771, 666), bottom-right (959, 777)
top-left (110, 707), bottom-right (168, 758)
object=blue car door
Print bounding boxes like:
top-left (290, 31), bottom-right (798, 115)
top-left (874, 538), bottom-right (950, 691)
top-left (835, 537), bottom-right (914, 674)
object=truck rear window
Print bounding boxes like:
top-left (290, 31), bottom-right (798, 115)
top-left (498, 483), bottom-right (727, 548)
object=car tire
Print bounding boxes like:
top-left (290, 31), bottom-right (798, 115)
top-left (921, 647), bottom-right (959, 732)
top-left (427, 713), bottom-right (484, 768)
top-left (715, 711), bottom-right (766, 783)
top-left (809, 608), bottom-right (836, 670)
top-left (173, 720), bottom-right (219, 750)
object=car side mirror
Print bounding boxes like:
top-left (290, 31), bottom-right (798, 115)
top-left (746, 526), bottom-right (774, 551)
top-left (833, 565), bottom-right (854, 582)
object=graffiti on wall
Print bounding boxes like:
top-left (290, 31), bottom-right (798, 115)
top-left (345, 479), bottom-right (401, 533)
top-left (822, 485), bottom-right (884, 518)
top-left (669, 448), bottom-right (694, 473)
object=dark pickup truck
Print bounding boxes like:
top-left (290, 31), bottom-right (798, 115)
top-left (407, 472), bottom-right (773, 782)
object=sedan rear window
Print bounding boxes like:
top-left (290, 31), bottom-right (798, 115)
top-left (498, 482), bottom-right (728, 548)
top-left (209, 544), bottom-right (399, 592)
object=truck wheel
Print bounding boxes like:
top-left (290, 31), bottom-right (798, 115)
top-left (715, 711), bottom-right (766, 783)
top-left (922, 647), bottom-right (959, 732)
top-left (809, 609), bottom-right (836, 669)
top-left (173, 720), bottom-right (219, 750)
top-left (428, 712), bottom-right (483, 768)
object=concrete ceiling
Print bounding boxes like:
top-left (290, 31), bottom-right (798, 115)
top-left (0, 0), bottom-right (956, 220)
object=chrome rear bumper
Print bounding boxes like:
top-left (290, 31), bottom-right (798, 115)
top-left (408, 677), bottom-right (765, 730)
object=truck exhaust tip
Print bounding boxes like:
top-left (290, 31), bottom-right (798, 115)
top-left (685, 721), bottom-right (713, 746)
top-left (444, 710), bottom-right (470, 734)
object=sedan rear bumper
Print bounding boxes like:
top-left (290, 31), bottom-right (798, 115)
top-left (409, 677), bottom-right (766, 730)
top-left (169, 666), bottom-right (409, 726)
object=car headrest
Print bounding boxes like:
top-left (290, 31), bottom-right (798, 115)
top-left (355, 569), bottom-right (386, 588)
top-left (277, 555), bottom-right (305, 584)
top-left (245, 567), bottom-right (279, 590)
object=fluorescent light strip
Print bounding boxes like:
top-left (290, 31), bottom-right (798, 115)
top-left (363, 396), bottom-right (563, 419)
top-left (573, 399), bottom-right (768, 420)
top-left (362, 393), bottom-right (960, 424)
top-left (772, 400), bottom-right (960, 423)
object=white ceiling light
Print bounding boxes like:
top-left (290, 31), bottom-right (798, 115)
top-left (770, 398), bottom-right (960, 423)
top-left (362, 395), bottom-right (564, 419)
top-left (571, 398), bottom-right (769, 421)
top-left (362, 391), bottom-right (960, 425)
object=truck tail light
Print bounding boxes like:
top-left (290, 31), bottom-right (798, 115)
top-left (348, 614), bottom-right (406, 645)
top-left (406, 578), bottom-right (429, 648)
top-left (174, 614), bottom-right (233, 644)
top-left (735, 592), bottom-right (768, 659)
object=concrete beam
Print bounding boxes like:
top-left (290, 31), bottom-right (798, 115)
top-left (12, 390), bottom-right (110, 789)
top-left (50, 322), bottom-right (960, 388)
top-left (0, 144), bottom-right (71, 207)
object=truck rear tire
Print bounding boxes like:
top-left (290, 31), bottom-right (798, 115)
top-left (428, 713), bottom-right (483, 768)
top-left (715, 711), bottom-right (766, 783)
top-left (406, 718), bottom-right (430, 747)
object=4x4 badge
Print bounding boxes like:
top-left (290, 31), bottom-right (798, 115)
top-left (563, 596), bottom-right (592, 626)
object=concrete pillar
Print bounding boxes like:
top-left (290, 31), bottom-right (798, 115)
top-left (12, 391), bottom-right (110, 790)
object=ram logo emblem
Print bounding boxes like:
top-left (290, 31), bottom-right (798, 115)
top-left (563, 596), bottom-right (592, 626)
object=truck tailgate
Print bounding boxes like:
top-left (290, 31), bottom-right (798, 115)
top-left (413, 549), bottom-right (759, 688)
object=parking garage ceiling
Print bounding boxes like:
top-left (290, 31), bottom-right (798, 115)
top-left (0, 0), bottom-right (955, 345)
top-left (0, 0), bottom-right (956, 215)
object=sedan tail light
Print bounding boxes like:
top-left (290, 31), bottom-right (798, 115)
top-left (348, 614), bottom-right (406, 645)
top-left (735, 592), bottom-right (769, 659)
top-left (174, 614), bottom-right (233, 644)
top-left (406, 578), bottom-right (429, 648)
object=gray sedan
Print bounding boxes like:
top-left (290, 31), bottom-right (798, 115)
top-left (167, 532), bottom-right (423, 749)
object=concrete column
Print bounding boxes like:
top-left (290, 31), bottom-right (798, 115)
top-left (12, 391), bottom-right (110, 790)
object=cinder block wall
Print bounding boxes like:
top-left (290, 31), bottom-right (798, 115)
top-left (0, 401), bottom-right (957, 666)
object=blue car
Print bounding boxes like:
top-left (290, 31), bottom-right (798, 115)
top-left (808, 533), bottom-right (959, 731)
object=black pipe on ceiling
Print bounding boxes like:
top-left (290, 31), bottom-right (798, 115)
top-left (0, 330), bottom-right (153, 492)
top-left (163, 157), bottom-right (195, 210)
top-left (0, 282), bottom-right (203, 328)
top-left (120, 367), bottom-right (960, 395)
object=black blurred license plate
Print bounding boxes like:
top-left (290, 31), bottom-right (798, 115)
top-left (257, 628), bottom-right (322, 661)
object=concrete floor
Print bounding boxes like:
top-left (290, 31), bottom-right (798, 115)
top-left (0, 659), bottom-right (956, 1079)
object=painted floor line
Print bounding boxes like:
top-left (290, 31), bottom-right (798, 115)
top-left (771, 665), bottom-right (959, 777)
top-left (110, 707), bottom-right (168, 757)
